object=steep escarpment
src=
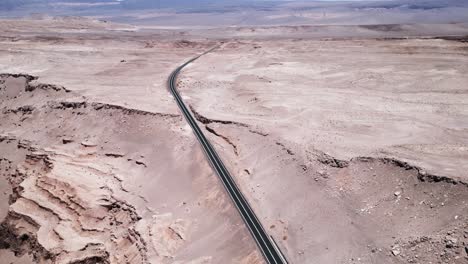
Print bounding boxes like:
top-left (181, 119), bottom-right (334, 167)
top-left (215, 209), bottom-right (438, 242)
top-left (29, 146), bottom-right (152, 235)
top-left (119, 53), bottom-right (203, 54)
top-left (0, 74), bottom-right (261, 264)
top-left (0, 137), bottom-right (147, 263)
top-left (185, 104), bottom-right (468, 264)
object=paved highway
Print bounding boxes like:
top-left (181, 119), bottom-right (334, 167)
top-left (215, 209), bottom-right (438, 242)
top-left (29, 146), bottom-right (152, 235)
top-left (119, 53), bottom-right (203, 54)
top-left (168, 49), bottom-right (288, 264)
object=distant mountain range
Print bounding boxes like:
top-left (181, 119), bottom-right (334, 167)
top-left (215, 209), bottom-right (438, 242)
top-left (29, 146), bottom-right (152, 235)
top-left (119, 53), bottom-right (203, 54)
top-left (1, 0), bottom-right (468, 26)
top-left (0, 0), bottom-right (239, 11)
top-left (2, 0), bottom-right (467, 11)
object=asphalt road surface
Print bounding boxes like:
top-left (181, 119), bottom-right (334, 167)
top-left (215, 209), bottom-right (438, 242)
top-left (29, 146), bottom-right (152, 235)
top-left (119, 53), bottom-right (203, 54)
top-left (167, 49), bottom-right (288, 264)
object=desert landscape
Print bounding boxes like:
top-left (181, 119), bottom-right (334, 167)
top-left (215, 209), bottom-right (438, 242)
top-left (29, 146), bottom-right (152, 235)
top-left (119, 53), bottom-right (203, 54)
top-left (1, 1), bottom-right (468, 264)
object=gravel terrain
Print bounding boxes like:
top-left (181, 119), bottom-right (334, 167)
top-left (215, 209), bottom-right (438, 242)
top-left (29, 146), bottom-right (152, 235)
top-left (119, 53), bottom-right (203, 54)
top-left (179, 36), bottom-right (468, 263)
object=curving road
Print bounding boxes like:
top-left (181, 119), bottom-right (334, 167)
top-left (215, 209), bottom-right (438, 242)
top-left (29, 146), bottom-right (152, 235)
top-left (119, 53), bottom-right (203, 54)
top-left (168, 49), bottom-right (288, 264)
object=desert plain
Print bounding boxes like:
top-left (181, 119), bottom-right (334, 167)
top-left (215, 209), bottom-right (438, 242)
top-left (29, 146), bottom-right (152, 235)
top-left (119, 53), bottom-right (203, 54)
top-left (0, 15), bottom-right (467, 264)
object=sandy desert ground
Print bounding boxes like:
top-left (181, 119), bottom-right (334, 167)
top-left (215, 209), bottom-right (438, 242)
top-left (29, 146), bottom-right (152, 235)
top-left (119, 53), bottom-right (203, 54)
top-left (179, 36), bottom-right (468, 263)
top-left (0, 18), bottom-right (467, 264)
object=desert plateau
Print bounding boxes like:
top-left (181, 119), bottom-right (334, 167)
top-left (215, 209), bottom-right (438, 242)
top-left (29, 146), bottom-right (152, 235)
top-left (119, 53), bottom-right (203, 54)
top-left (0, 1), bottom-right (467, 264)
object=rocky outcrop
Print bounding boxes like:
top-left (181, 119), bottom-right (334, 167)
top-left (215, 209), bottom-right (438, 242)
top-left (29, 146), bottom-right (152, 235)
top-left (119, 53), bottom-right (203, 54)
top-left (0, 138), bottom-right (148, 263)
